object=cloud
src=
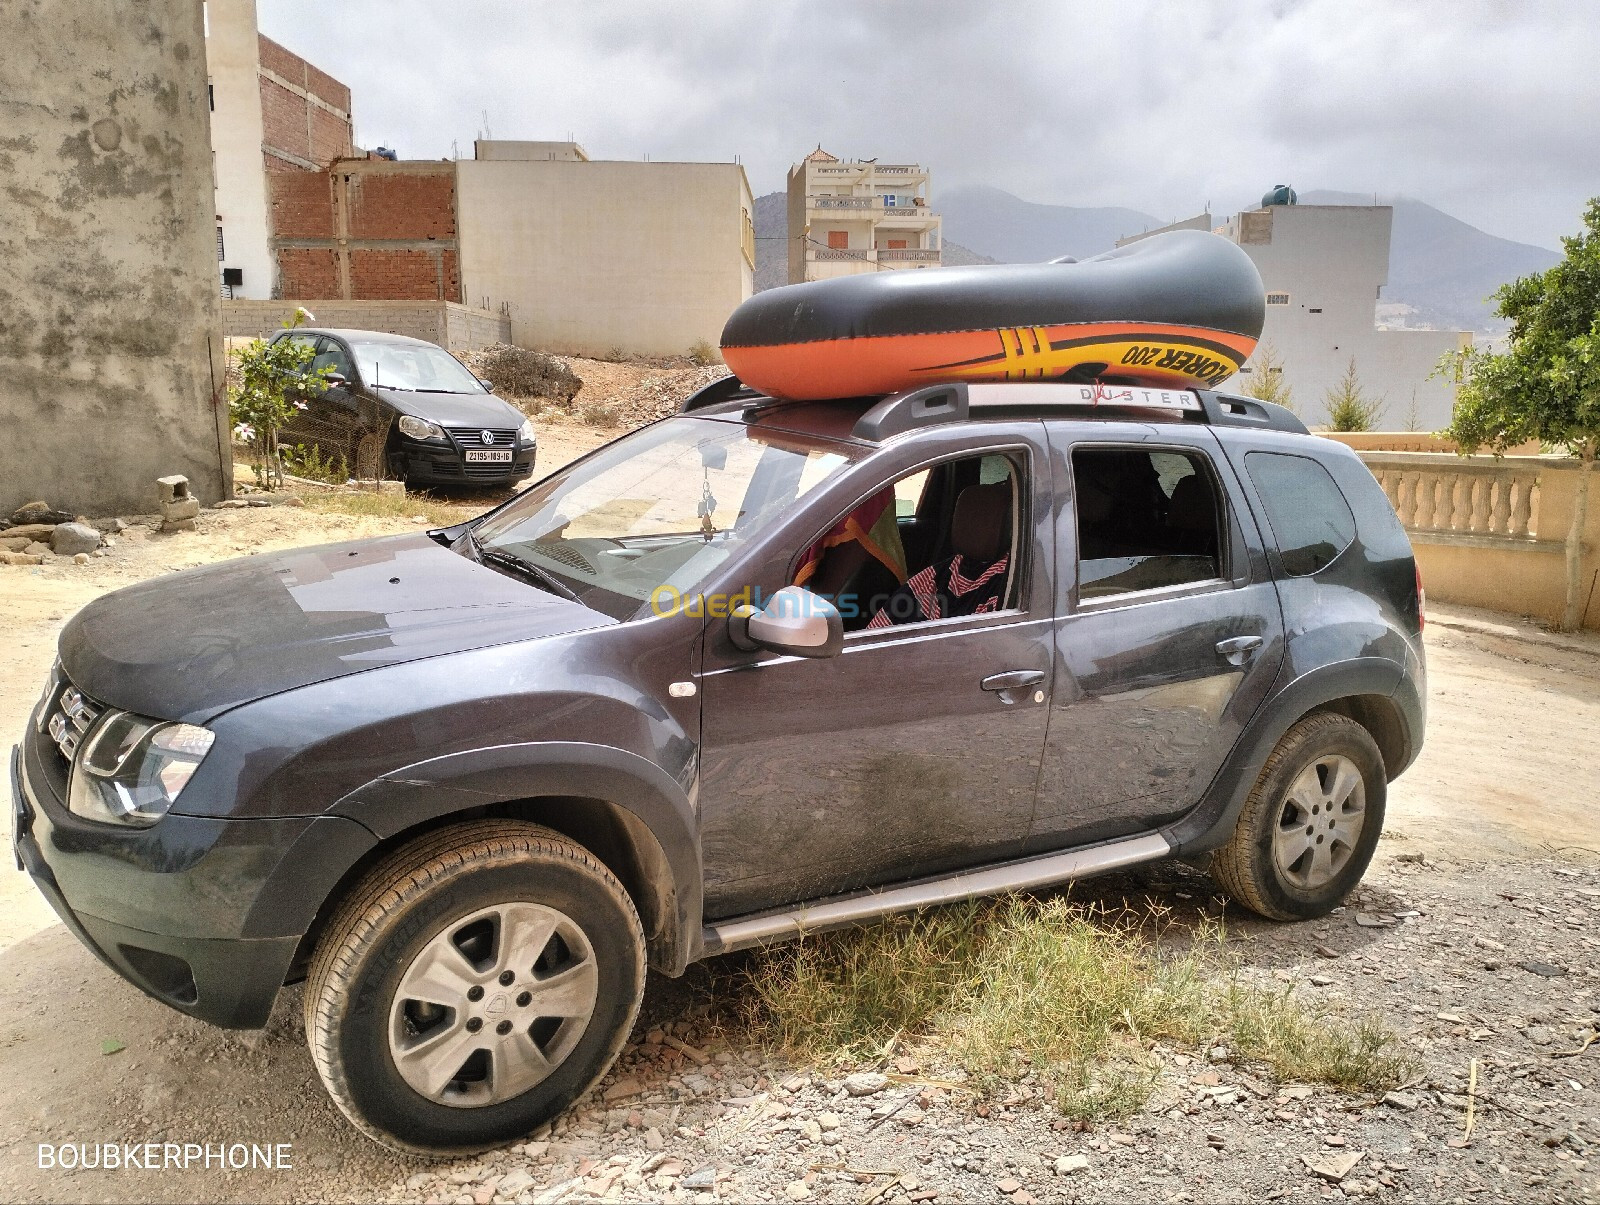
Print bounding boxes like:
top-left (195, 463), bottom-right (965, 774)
top-left (257, 0), bottom-right (1597, 249)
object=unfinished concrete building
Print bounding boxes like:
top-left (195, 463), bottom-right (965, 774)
top-left (0, 0), bottom-right (231, 515)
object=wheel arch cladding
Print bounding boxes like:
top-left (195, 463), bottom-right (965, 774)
top-left (313, 743), bottom-right (701, 976)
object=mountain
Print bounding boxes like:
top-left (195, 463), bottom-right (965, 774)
top-left (1298, 190), bottom-right (1558, 334)
top-left (938, 184), bottom-right (1160, 263)
top-left (751, 191), bottom-right (995, 291)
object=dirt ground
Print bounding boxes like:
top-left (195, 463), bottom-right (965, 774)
top-left (0, 423), bottom-right (1596, 1203)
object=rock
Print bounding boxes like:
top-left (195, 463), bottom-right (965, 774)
top-left (91, 517), bottom-right (128, 533)
top-left (73, 553), bottom-right (89, 565)
top-left (800, 1119), bottom-right (822, 1142)
top-left (213, 499), bottom-right (249, 509)
top-left (1310, 974), bottom-right (1335, 986)
top-left (784, 1180), bottom-right (810, 1201)
top-left (1054, 1154), bottom-right (1089, 1175)
top-left (1354, 912), bottom-right (1394, 928)
top-left (995, 1176), bottom-right (1022, 1194)
top-left (1302, 1151), bottom-right (1365, 1183)
top-left (0, 552), bottom-right (46, 566)
top-left (817, 1111), bottom-right (840, 1131)
top-left (1382, 1091), bottom-right (1419, 1111)
top-left (11, 501), bottom-right (74, 525)
top-left (1279, 1085), bottom-right (1314, 1101)
top-left (602, 1077), bottom-right (643, 1102)
top-left (24, 542), bottom-right (51, 556)
top-left (0, 537), bottom-right (30, 552)
top-left (497, 1169), bottom-right (535, 1196)
top-left (843, 1072), bottom-right (889, 1097)
top-left (51, 522), bottom-right (102, 556)
top-left (1473, 935), bottom-right (1507, 952)
top-left (1519, 960), bottom-right (1566, 977)
top-left (4, 524), bottom-right (59, 542)
top-left (246, 498), bottom-right (270, 508)
top-left (283, 495), bottom-right (305, 507)
top-left (681, 1165), bottom-right (715, 1190)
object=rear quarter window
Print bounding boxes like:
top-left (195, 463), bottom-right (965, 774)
top-left (1245, 451), bottom-right (1357, 576)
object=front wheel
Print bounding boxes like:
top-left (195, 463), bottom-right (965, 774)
top-left (304, 821), bottom-right (646, 1155)
top-left (1209, 712), bottom-right (1386, 921)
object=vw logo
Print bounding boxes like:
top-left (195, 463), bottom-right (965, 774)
top-left (480, 429), bottom-right (495, 446)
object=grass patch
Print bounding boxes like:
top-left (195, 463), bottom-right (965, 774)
top-left (295, 489), bottom-right (484, 529)
top-left (734, 897), bottom-right (1412, 1122)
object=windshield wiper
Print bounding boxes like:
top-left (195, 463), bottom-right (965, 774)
top-left (468, 533), bottom-right (580, 602)
top-left (410, 387), bottom-right (473, 394)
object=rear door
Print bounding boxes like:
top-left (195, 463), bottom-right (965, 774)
top-left (1026, 422), bottom-right (1285, 851)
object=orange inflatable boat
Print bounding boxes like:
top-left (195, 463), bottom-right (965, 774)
top-left (720, 229), bottom-right (1265, 401)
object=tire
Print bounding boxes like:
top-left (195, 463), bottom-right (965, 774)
top-left (1210, 712), bottom-right (1386, 922)
top-left (304, 821), bottom-right (646, 1156)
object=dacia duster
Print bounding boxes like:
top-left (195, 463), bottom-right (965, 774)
top-left (13, 379), bottom-right (1425, 1153)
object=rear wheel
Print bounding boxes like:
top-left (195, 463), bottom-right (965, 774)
top-left (304, 821), bottom-right (645, 1155)
top-left (1210, 712), bottom-right (1385, 921)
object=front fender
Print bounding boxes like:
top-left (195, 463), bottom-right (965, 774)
top-left (331, 741), bottom-right (703, 968)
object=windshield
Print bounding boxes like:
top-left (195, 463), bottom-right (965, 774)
top-left (350, 341), bottom-right (486, 393)
top-left (471, 417), bottom-right (859, 618)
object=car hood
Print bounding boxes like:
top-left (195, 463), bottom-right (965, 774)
top-left (374, 386), bottom-right (526, 430)
top-left (59, 533), bottom-right (612, 722)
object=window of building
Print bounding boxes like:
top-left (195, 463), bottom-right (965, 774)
top-left (886, 239), bottom-right (908, 250)
top-left (1072, 448), bottom-right (1224, 599)
top-left (1308, 307), bottom-right (1323, 314)
top-left (1244, 452), bottom-right (1356, 576)
top-left (826, 230), bottom-right (848, 250)
top-left (215, 225), bottom-right (225, 261)
top-left (1265, 292), bottom-right (1290, 305)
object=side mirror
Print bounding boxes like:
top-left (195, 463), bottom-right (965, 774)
top-left (727, 585), bottom-right (842, 658)
top-left (479, 378), bottom-right (494, 392)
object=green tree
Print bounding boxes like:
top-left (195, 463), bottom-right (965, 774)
top-left (1439, 197), bottom-right (1600, 630)
top-left (228, 309), bottom-right (330, 491)
top-left (1323, 357), bottom-right (1385, 431)
top-left (1240, 340), bottom-right (1295, 412)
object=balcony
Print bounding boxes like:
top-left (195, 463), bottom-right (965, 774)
top-left (805, 248), bottom-right (942, 268)
top-left (877, 248), bottom-right (941, 264)
top-left (807, 195), bottom-right (939, 221)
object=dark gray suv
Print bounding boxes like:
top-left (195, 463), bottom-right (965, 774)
top-left (12, 379), bottom-right (1425, 1154)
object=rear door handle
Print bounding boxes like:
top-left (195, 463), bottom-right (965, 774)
top-left (981, 669), bottom-right (1046, 705)
top-left (1216, 635), bottom-right (1265, 665)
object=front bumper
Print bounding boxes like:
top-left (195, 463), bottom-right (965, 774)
top-left (401, 440), bottom-right (536, 486)
top-left (11, 734), bottom-right (369, 1029)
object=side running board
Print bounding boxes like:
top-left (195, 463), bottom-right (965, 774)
top-left (701, 832), bottom-right (1171, 956)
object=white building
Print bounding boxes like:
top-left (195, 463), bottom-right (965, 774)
top-left (1121, 197), bottom-right (1471, 430)
top-left (786, 148), bottom-right (942, 283)
top-left (456, 142), bottom-right (755, 358)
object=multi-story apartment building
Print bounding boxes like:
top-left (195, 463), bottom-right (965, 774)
top-left (786, 148), bottom-right (942, 283)
top-left (1119, 195), bottom-right (1471, 430)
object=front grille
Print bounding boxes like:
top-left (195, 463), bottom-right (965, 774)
top-left (447, 427), bottom-right (518, 449)
top-left (44, 678), bottom-right (106, 766)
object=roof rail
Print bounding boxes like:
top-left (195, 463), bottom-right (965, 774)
top-left (1196, 390), bottom-right (1309, 435)
top-left (679, 374), bottom-right (764, 413)
top-left (853, 383), bottom-right (969, 441)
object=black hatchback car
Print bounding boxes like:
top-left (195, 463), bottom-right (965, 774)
top-left (13, 379), bottom-right (1425, 1155)
top-left (270, 328), bottom-right (537, 487)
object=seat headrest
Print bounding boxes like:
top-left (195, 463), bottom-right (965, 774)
top-left (953, 482), bottom-right (1010, 563)
top-left (1167, 475), bottom-right (1213, 533)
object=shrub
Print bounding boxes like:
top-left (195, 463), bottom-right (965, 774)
top-left (280, 442), bottom-right (349, 485)
top-left (688, 339), bottom-right (722, 367)
top-left (229, 312), bottom-right (330, 491)
top-left (475, 345), bottom-right (582, 403)
top-left (1323, 358), bottom-right (1385, 431)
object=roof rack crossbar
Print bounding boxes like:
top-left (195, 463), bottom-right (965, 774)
top-left (852, 383), bottom-right (969, 441)
top-left (1196, 391), bottom-right (1309, 435)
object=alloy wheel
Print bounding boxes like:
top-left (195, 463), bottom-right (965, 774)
top-left (1271, 753), bottom-right (1367, 891)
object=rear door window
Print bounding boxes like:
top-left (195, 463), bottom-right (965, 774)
top-left (1072, 447), bottom-right (1225, 598)
top-left (1244, 452), bottom-right (1357, 576)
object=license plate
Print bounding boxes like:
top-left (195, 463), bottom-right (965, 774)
top-left (465, 449), bottom-right (513, 463)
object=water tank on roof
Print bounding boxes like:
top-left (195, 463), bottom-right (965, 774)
top-left (1261, 184), bottom-right (1297, 207)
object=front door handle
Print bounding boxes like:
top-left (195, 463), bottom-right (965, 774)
top-left (981, 669), bottom-right (1046, 705)
top-left (1216, 635), bottom-right (1265, 665)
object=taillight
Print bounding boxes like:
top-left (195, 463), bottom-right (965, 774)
top-left (1415, 564), bottom-right (1426, 632)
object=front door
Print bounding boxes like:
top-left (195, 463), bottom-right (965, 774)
top-left (697, 434), bottom-right (1057, 918)
top-left (1027, 427), bottom-right (1285, 851)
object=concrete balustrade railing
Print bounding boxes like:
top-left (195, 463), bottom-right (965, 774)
top-left (1354, 450), bottom-right (1600, 630)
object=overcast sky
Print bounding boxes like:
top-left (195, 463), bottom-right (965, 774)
top-left (257, 0), bottom-right (1597, 251)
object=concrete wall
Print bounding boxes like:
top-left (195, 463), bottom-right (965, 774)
top-left (456, 157), bottom-right (754, 358)
top-left (220, 300), bottom-right (509, 351)
top-left (206, 0), bottom-right (274, 299)
top-left (0, 0), bottom-right (231, 516)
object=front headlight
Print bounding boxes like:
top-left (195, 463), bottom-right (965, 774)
top-left (68, 712), bottom-right (215, 827)
top-left (398, 415), bottom-right (446, 441)
top-left (518, 417), bottom-right (537, 446)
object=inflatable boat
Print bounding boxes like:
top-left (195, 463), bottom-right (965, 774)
top-left (720, 229), bottom-right (1265, 400)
